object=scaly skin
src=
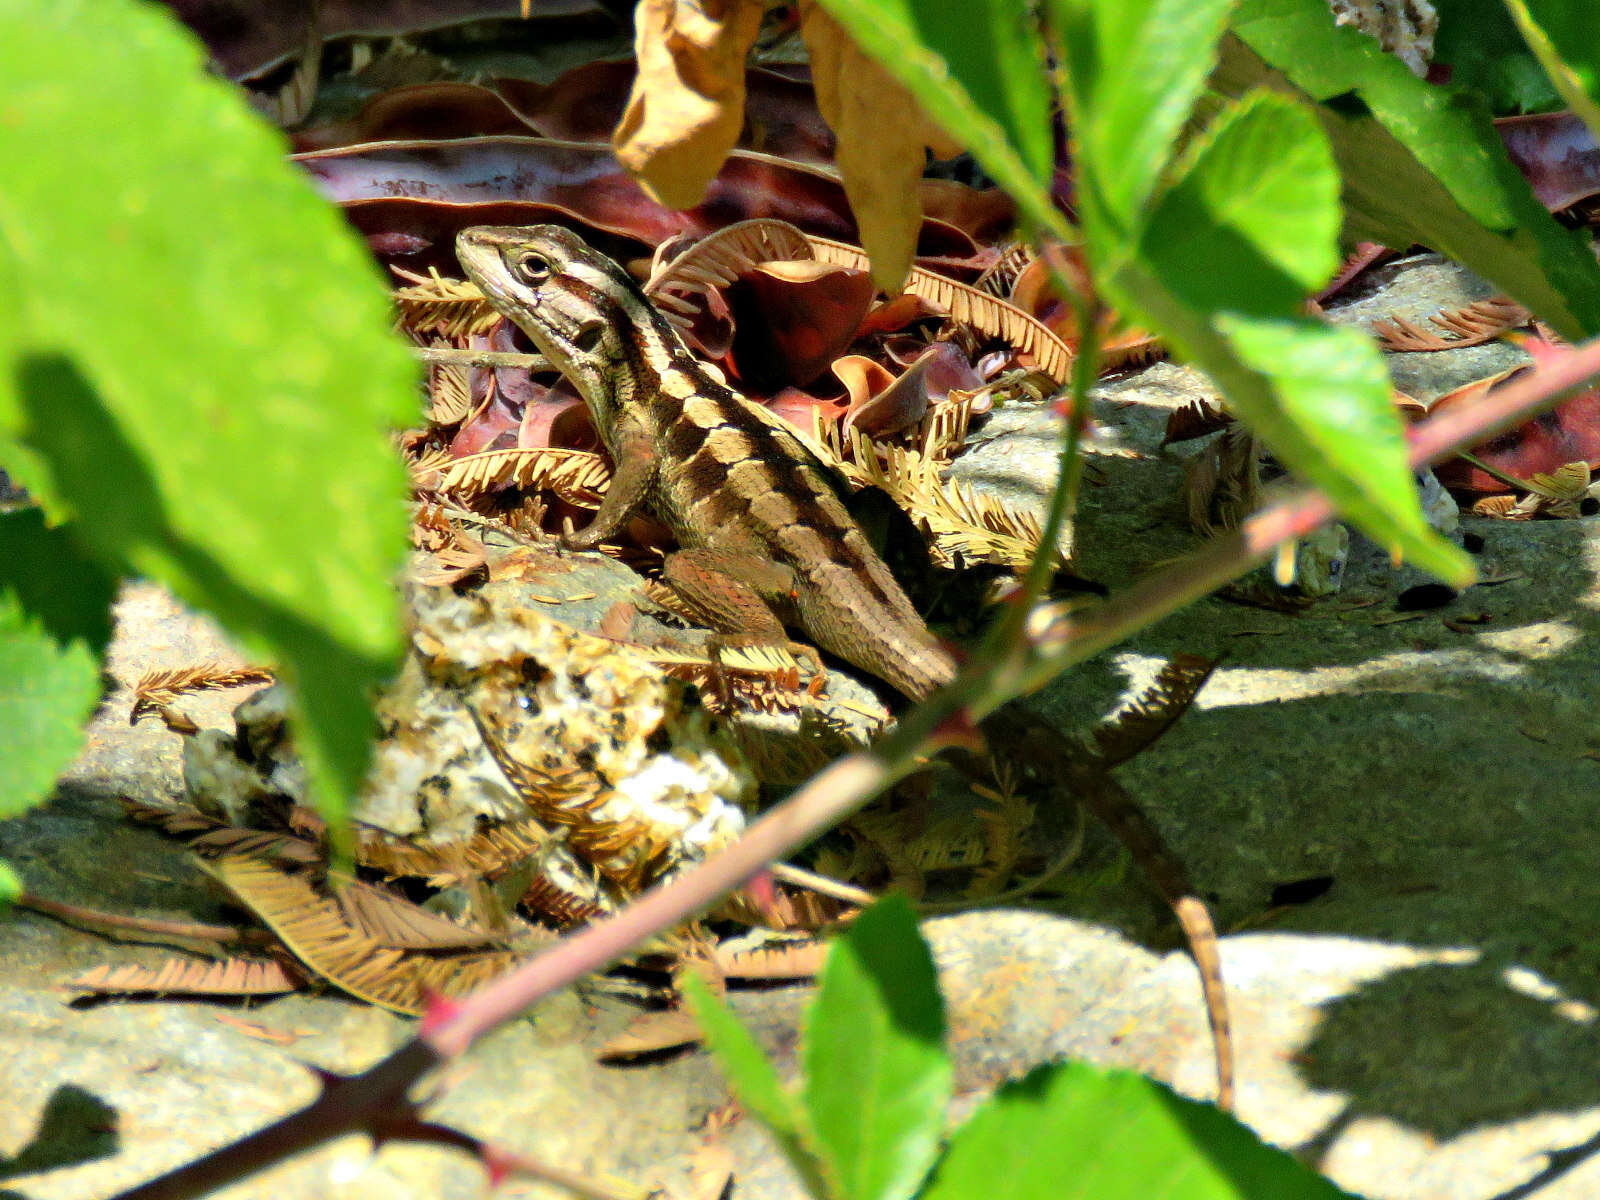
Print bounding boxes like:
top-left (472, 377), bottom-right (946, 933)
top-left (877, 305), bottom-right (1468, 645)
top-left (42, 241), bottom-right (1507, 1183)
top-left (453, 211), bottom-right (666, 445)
top-left (456, 223), bottom-right (956, 700)
top-left (453, 223), bottom-right (1233, 1108)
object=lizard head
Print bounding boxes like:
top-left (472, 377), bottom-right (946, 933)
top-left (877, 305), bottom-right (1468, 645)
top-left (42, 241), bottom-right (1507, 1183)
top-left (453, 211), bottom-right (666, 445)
top-left (455, 224), bottom-right (650, 426)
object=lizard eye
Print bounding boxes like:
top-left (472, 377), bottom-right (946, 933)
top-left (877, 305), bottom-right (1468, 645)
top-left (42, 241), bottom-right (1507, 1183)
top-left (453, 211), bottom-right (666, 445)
top-left (513, 252), bottom-right (553, 285)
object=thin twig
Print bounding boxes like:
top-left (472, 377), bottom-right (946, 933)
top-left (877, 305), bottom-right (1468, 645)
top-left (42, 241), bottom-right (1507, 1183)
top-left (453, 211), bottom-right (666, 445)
top-left (414, 346), bottom-right (551, 371)
top-left (17, 892), bottom-right (269, 947)
top-left (109, 316), bottom-right (1600, 1200)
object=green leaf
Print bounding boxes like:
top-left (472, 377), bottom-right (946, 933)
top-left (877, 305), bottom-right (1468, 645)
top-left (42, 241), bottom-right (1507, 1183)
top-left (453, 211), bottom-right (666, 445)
top-left (1224, 0), bottom-right (1600, 340)
top-left (803, 897), bottom-right (950, 1200)
top-left (683, 973), bottom-right (835, 1199)
top-left (0, 509), bottom-right (116, 657)
top-left (1432, 0), bottom-right (1558, 114)
top-left (1500, 0), bottom-right (1600, 138)
top-left (920, 1061), bottom-right (1356, 1200)
top-left (810, 0), bottom-right (1067, 239)
top-left (890, 0), bottom-right (1055, 182)
top-left (1045, 0), bottom-right (1238, 230)
top-left (0, 861), bottom-right (18, 908)
top-left (0, 581), bottom-right (102, 821)
top-left (1140, 91), bottom-right (1340, 311)
top-left (0, 0), bottom-right (418, 841)
top-left (1108, 91), bottom-right (1470, 583)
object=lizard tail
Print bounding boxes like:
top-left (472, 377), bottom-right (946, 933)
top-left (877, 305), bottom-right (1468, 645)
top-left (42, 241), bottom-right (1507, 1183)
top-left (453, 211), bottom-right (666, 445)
top-left (983, 709), bottom-right (1234, 1111)
top-left (1066, 759), bottom-right (1235, 1112)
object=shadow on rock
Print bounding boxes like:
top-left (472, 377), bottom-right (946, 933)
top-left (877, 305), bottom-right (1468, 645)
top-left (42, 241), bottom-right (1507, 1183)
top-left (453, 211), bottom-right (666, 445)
top-left (0, 1084), bottom-right (119, 1182)
top-left (1298, 959), bottom-right (1600, 1140)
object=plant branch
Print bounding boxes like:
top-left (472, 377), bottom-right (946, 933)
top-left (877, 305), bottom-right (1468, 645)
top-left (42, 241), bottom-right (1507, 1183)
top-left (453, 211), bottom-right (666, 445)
top-left (111, 334), bottom-right (1600, 1200)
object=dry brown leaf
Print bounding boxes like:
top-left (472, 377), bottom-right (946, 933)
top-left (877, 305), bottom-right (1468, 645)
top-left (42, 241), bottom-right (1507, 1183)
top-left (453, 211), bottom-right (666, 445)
top-left (598, 1007), bottom-right (705, 1061)
top-left (967, 763), bottom-right (1034, 898)
top-left (713, 939), bottom-right (826, 980)
top-left (1375, 296), bottom-right (1531, 351)
top-left (64, 956), bottom-right (302, 998)
top-left (331, 875), bottom-right (508, 951)
top-left (974, 242), bottom-right (1036, 297)
top-left (1090, 654), bottom-right (1219, 767)
top-left (612, 0), bottom-right (766, 209)
top-left (807, 234), bottom-right (1073, 384)
top-left (209, 854), bottom-right (522, 1015)
top-left (425, 446), bottom-right (612, 506)
top-left (427, 346), bottom-right (476, 425)
top-left (832, 427), bottom-right (1058, 569)
top-left (1525, 460), bottom-right (1591, 500)
top-left (392, 266), bottom-right (502, 339)
top-left (359, 817), bottom-right (552, 890)
top-left (646, 218), bottom-right (816, 303)
top-left (211, 1012), bottom-right (311, 1043)
top-left (798, 1), bottom-right (962, 292)
top-left (129, 664), bottom-right (274, 726)
top-left (1470, 494), bottom-right (1522, 518)
top-left (1430, 296), bottom-right (1530, 342)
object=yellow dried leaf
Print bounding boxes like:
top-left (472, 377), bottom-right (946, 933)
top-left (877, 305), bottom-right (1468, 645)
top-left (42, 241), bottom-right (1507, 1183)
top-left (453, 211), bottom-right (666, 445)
top-left (798, 0), bottom-right (963, 292)
top-left (613, 0), bottom-right (765, 210)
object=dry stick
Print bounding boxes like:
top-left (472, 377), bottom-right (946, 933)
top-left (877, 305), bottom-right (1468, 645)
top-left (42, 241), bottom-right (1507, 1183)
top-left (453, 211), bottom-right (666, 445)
top-left (16, 892), bottom-right (270, 948)
top-left (414, 346), bottom-right (550, 371)
top-left (110, 336), bottom-right (1600, 1200)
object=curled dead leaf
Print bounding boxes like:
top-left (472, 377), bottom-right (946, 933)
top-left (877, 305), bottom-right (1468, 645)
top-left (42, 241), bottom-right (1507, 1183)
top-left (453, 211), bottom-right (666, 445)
top-left (613, 0), bottom-right (766, 209)
top-left (797, 0), bottom-right (963, 292)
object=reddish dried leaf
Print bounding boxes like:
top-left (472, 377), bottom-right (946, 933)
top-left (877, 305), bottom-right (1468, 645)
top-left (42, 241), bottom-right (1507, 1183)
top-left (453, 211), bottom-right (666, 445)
top-left (65, 955), bottom-right (302, 998)
top-left (858, 291), bottom-right (943, 338)
top-left (166, 0), bottom-right (556, 80)
top-left (293, 82), bottom-right (530, 151)
top-left (843, 342), bottom-right (983, 437)
top-left (1011, 248), bottom-right (1159, 367)
top-left (1497, 111), bottom-right (1600, 213)
top-left (767, 386), bottom-right (849, 429)
top-left (1430, 340), bottom-right (1600, 493)
top-left (298, 138), bottom-right (987, 272)
top-left (730, 259), bottom-right (875, 388)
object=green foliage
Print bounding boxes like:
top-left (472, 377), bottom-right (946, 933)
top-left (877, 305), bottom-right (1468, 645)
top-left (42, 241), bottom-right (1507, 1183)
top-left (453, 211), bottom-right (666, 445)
top-left (682, 973), bottom-right (834, 1198)
top-left (921, 1060), bottom-right (1354, 1200)
top-left (0, 0), bottom-right (419, 844)
top-left (692, 899), bottom-right (1353, 1200)
top-left (0, 512), bottom-right (111, 820)
top-left (818, 0), bottom-right (1489, 584)
top-left (1112, 92), bottom-right (1463, 581)
top-left (1499, 0), bottom-right (1600, 138)
top-left (0, 860), bottom-right (17, 908)
top-left (1047, 0), bottom-right (1237, 229)
top-left (803, 897), bottom-right (950, 1200)
top-left (1433, 0), bottom-right (1559, 114)
top-left (1224, 0), bottom-right (1600, 342)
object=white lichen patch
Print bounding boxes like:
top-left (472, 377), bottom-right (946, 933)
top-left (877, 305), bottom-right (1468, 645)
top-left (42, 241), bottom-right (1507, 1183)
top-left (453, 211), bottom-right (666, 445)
top-left (184, 576), bottom-right (755, 913)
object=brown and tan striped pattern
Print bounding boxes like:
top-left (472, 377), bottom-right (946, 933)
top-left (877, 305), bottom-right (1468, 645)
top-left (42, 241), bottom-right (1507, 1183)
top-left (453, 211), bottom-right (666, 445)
top-left (453, 225), bottom-right (1235, 1109)
top-left (455, 224), bottom-right (958, 701)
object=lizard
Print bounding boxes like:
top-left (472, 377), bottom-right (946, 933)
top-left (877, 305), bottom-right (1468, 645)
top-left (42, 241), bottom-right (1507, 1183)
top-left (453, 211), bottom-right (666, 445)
top-left (454, 223), bottom-right (1235, 1108)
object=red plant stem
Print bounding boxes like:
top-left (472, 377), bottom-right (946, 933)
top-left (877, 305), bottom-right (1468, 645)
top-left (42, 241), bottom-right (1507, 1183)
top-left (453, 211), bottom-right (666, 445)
top-left (109, 333), bottom-right (1600, 1200)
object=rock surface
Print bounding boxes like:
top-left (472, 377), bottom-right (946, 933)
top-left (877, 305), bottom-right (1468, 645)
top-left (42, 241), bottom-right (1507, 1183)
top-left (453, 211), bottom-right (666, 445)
top-left (7, 251), bottom-right (1600, 1199)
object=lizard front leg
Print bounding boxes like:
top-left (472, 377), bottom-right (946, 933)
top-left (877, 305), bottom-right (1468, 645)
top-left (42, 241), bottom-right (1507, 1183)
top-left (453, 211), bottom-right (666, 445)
top-left (563, 414), bottom-right (658, 551)
top-left (662, 548), bottom-right (827, 691)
